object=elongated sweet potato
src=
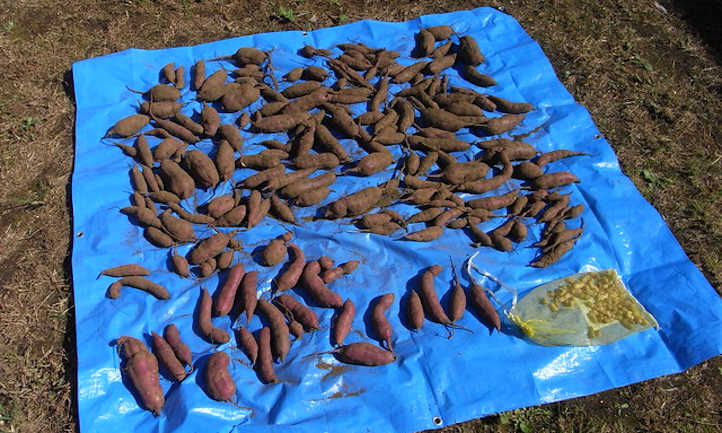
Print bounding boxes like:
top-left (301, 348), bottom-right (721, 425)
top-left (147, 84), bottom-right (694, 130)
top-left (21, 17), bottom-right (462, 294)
top-left (330, 342), bottom-right (396, 366)
top-left (469, 282), bottom-right (501, 332)
top-left (404, 226), bottom-right (444, 242)
top-left (255, 327), bottom-right (278, 383)
top-left (274, 294), bottom-right (320, 331)
top-left (188, 232), bottom-right (230, 265)
top-left (370, 293), bottom-right (394, 350)
top-left (458, 35), bottom-right (485, 66)
top-left (107, 114), bottom-right (150, 137)
top-left (256, 299), bottom-right (291, 362)
top-left (159, 160), bottom-right (195, 200)
top-left (238, 270), bottom-right (258, 322)
top-left (163, 324), bottom-right (193, 370)
top-left (107, 276), bottom-right (170, 299)
top-left (274, 243), bottom-right (305, 292)
top-left (235, 326), bottom-right (258, 364)
top-left (213, 263), bottom-right (244, 317)
top-left (198, 288), bottom-right (230, 344)
top-left (151, 331), bottom-right (187, 382)
top-left (98, 264), bottom-right (150, 279)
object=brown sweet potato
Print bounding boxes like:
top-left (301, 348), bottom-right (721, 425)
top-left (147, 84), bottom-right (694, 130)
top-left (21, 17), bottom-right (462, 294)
top-left (98, 264), bottom-right (150, 279)
top-left (481, 114), bottom-right (526, 135)
top-left (324, 185), bottom-right (384, 219)
top-left (241, 165), bottom-right (285, 189)
top-left (221, 83), bottom-right (260, 112)
top-left (486, 95), bottom-right (534, 114)
top-left (448, 262), bottom-right (466, 322)
top-left (214, 205), bottom-right (247, 227)
top-left (253, 112), bottom-right (311, 133)
top-left (426, 53), bottom-right (457, 75)
top-left (174, 66), bottom-right (185, 89)
top-left (116, 336), bottom-right (164, 416)
top-left (145, 226), bottom-right (174, 248)
top-left (188, 232), bottom-right (230, 265)
top-left (467, 188), bottom-right (519, 210)
top-left (404, 226), bottom-right (444, 242)
top-left (462, 65), bottom-right (497, 87)
top-left (533, 172), bottom-right (581, 189)
top-left (346, 151), bottom-right (393, 177)
top-left (206, 195), bottom-right (235, 219)
top-left (160, 209), bottom-right (195, 242)
top-left (107, 276), bottom-right (170, 299)
top-left (140, 101), bottom-right (183, 118)
top-left (391, 61), bottom-right (430, 84)
top-left (184, 149), bottom-right (220, 189)
top-left (418, 265), bottom-right (452, 324)
top-left (280, 171), bottom-right (336, 199)
top-left (159, 160), bottom-right (195, 199)
top-left (193, 60), bottom-right (206, 90)
top-left (262, 238), bottom-right (287, 267)
top-left (198, 70), bottom-right (228, 101)
top-left (295, 152), bottom-right (340, 170)
top-left (203, 351), bottom-right (236, 402)
top-left (458, 35), bottom-right (485, 65)
top-left (107, 114), bottom-right (150, 138)
top-left (425, 25), bottom-right (454, 40)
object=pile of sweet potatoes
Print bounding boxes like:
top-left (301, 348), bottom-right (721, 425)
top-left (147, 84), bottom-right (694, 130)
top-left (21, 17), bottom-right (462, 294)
top-left (98, 23), bottom-right (592, 416)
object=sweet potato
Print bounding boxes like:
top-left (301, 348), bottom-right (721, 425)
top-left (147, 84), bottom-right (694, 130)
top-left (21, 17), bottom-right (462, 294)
top-left (490, 232), bottom-right (513, 252)
top-left (107, 114), bottom-right (149, 138)
top-left (203, 351), bottom-right (236, 402)
top-left (533, 172), bottom-right (581, 189)
top-left (274, 243), bottom-right (305, 292)
top-left (253, 112), bottom-right (311, 133)
top-left (232, 47), bottom-right (268, 65)
top-left (302, 65), bottom-right (329, 81)
top-left (198, 288), bottom-right (230, 344)
top-left (116, 336), bottom-right (164, 416)
top-left (486, 95), bottom-right (534, 114)
top-left (370, 293), bottom-right (394, 350)
top-left (462, 65), bottom-right (497, 87)
top-left (200, 258), bottom-right (217, 278)
top-left (320, 267), bottom-right (345, 284)
top-left (301, 260), bottom-right (343, 308)
top-left (357, 111), bottom-right (385, 125)
top-left (237, 270), bottom-right (259, 323)
top-left (151, 331), bottom-right (187, 382)
top-left (197, 70), bottom-right (228, 101)
top-left (467, 188), bottom-right (519, 210)
top-left (183, 149), bottom-right (220, 189)
top-left (236, 111), bottom-right (251, 129)
top-left (255, 327), bottom-right (278, 383)
top-left (281, 88), bottom-right (329, 113)
top-left (404, 226), bottom-right (444, 242)
top-left (98, 264), bottom-right (150, 279)
top-left (151, 114), bottom-right (201, 144)
top-left (426, 53), bottom-right (457, 75)
top-left (235, 326), bottom-right (258, 364)
top-left (213, 263), bottom-right (244, 316)
top-left (394, 98), bottom-right (416, 132)
top-left (282, 81), bottom-right (322, 98)
top-left (193, 60), bottom-right (206, 90)
top-left (274, 294), bottom-right (320, 331)
top-left (241, 165), bottom-right (285, 189)
top-left (256, 299), bottom-right (291, 361)
top-left (222, 83), bottom-right (260, 112)
top-left (322, 103), bottom-right (360, 137)
top-left (531, 236), bottom-right (578, 268)
top-left (280, 171), bottom-right (336, 199)
top-left (433, 208), bottom-right (465, 227)
top-left (447, 262), bottom-right (466, 322)
top-left (481, 114), bottom-right (526, 135)
top-left (458, 35), bottom-right (485, 65)
top-left (159, 160), bottom-right (194, 199)
top-left (369, 77), bottom-right (389, 112)
top-left (293, 153), bottom-right (339, 171)
top-left (330, 342), bottom-right (396, 366)
top-left (469, 282), bottom-right (501, 332)
top-left (324, 185), bottom-right (384, 219)
top-left (346, 151), bottom-right (393, 177)
top-left (269, 195), bottom-right (296, 223)
top-left (152, 137), bottom-right (183, 161)
top-left (107, 276), bottom-right (170, 299)
top-left (535, 150), bottom-right (590, 168)
top-left (513, 161), bottom-right (543, 180)
top-left (332, 298), bottom-right (355, 346)
top-left (188, 232), bottom-right (230, 265)
top-left (391, 61), bottom-right (430, 84)
top-left (564, 204), bottom-right (585, 219)
top-left (160, 209), bottom-right (195, 242)
top-left (415, 105), bottom-right (486, 132)
top-left (140, 100), bottom-right (183, 118)
top-left (174, 66), bottom-right (185, 89)
top-left (262, 237), bottom-right (287, 266)
top-left (206, 195), bottom-right (235, 219)
top-left (425, 25), bottom-right (454, 40)
top-left (418, 264), bottom-right (453, 324)
top-left (509, 219), bottom-right (528, 243)
top-left (214, 204), bottom-right (247, 227)
top-left (163, 324), bottom-right (193, 370)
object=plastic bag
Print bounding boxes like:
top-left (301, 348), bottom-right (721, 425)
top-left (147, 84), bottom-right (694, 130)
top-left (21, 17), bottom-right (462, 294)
top-left (467, 254), bottom-right (658, 346)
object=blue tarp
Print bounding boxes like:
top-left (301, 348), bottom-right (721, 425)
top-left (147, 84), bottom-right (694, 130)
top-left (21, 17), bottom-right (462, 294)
top-left (71, 7), bottom-right (722, 433)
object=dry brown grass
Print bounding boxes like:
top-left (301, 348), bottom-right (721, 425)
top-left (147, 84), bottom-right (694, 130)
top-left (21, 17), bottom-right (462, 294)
top-left (0, 0), bottom-right (719, 432)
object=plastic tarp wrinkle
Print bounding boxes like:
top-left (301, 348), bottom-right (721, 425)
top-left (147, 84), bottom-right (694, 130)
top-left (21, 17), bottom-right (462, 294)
top-left (72, 7), bottom-right (722, 433)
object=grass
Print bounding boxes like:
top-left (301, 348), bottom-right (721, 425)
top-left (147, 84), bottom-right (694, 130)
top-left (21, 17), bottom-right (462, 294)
top-left (0, 0), bottom-right (719, 432)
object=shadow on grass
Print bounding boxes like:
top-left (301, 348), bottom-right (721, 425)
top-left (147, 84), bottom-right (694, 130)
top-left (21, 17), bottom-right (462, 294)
top-left (668, 0), bottom-right (722, 64)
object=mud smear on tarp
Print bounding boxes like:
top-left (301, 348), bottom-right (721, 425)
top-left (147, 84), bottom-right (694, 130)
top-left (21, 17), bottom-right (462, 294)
top-left (315, 360), bottom-right (350, 382)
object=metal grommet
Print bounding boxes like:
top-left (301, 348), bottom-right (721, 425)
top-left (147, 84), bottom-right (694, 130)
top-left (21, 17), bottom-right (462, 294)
top-left (432, 416), bottom-right (442, 425)
top-left (76, 232), bottom-right (84, 238)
